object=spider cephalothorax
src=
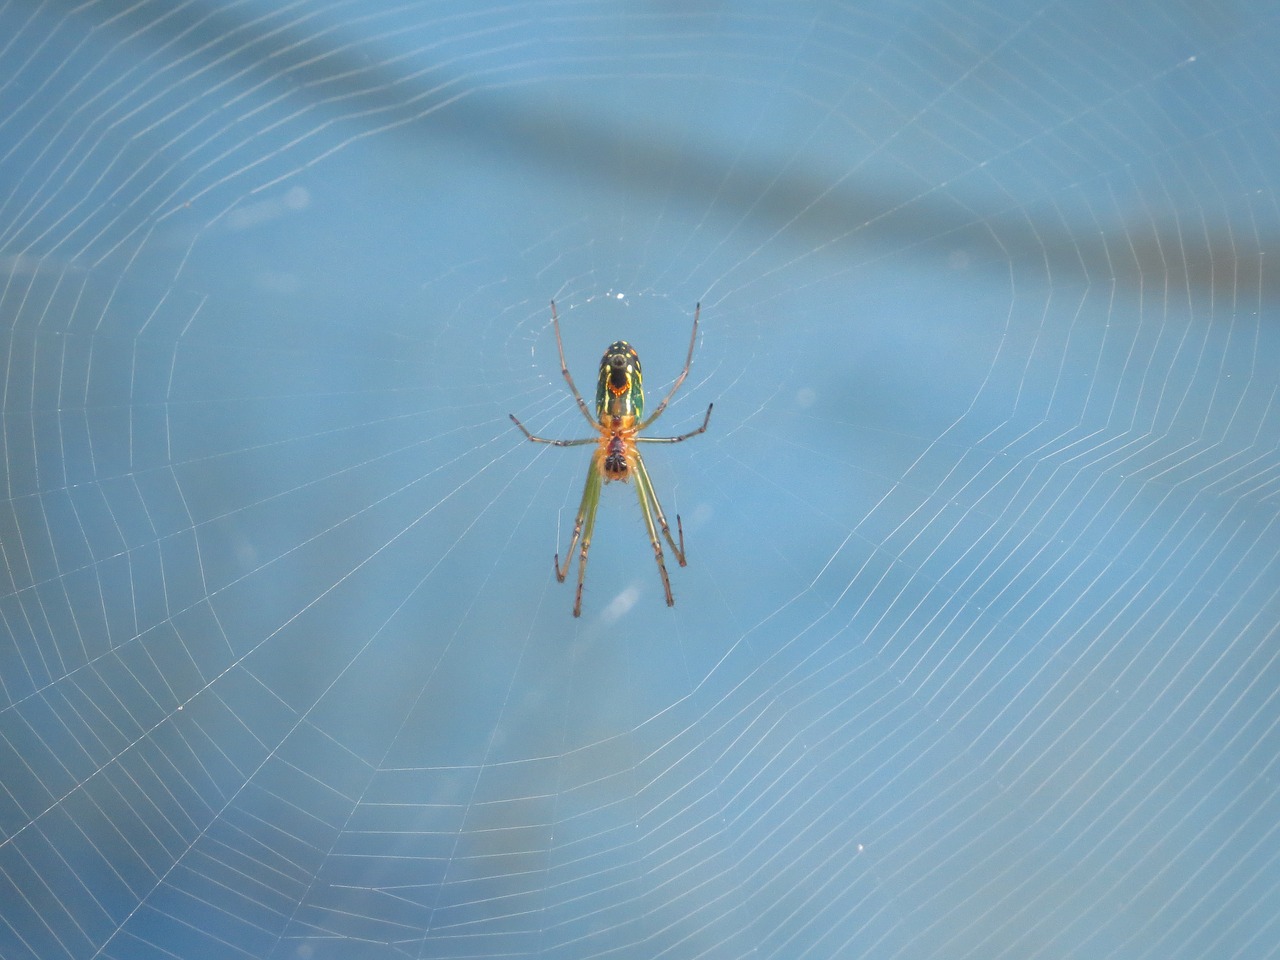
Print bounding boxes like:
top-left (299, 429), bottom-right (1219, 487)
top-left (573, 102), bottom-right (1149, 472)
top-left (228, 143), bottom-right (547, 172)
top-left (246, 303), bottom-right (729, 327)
top-left (510, 302), bottom-right (713, 616)
top-left (602, 429), bottom-right (632, 479)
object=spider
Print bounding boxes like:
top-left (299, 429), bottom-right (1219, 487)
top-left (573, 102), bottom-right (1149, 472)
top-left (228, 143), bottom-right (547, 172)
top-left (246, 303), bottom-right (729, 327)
top-left (510, 301), bottom-right (712, 617)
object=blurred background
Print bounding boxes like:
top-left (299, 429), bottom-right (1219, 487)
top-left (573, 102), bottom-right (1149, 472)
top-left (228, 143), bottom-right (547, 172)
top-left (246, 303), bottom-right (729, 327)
top-left (2, 1), bottom-right (1278, 958)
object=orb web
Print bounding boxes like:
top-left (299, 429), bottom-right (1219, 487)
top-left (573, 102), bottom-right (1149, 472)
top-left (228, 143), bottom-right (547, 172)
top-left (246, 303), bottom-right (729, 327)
top-left (1, 2), bottom-right (1277, 959)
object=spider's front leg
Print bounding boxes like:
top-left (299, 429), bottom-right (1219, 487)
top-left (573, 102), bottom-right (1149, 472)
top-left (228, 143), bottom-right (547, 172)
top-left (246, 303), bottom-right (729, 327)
top-left (556, 463), bottom-right (603, 617)
top-left (632, 450), bottom-right (685, 607)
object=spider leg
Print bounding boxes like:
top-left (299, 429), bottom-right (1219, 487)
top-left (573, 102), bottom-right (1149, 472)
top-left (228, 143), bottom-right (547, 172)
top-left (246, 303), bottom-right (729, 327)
top-left (638, 302), bottom-right (699, 431)
top-left (555, 462), bottom-right (603, 617)
top-left (550, 300), bottom-right (599, 429)
top-left (634, 453), bottom-right (686, 566)
top-left (635, 403), bottom-right (713, 444)
top-left (509, 414), bottom-right (597, 446)
top-left (633, 457), bottom-right (675, 605)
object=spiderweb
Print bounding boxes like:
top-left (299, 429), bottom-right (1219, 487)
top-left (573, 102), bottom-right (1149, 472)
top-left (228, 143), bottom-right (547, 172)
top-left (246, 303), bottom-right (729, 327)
top-left (2, 1), bottom-right (1278, 958)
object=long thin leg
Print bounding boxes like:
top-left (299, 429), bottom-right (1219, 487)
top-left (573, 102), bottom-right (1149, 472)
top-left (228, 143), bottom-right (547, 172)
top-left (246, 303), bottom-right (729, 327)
top-left (508, 413), bottom-right (597, 446)
top-left (550, 300), bottom-right (599, 429)
top-left (633, 459), bottom-right (675, 606)
top-left (508, 301), bottom-right (600, 441)
top-left (635, 403), bottom-right (713, 444)
top-left (633, 453), bottom-right (686, 565)
top-left (555, 463), bottom-right (603, 617)
top-left (639, 302), bottom-right (700, 431)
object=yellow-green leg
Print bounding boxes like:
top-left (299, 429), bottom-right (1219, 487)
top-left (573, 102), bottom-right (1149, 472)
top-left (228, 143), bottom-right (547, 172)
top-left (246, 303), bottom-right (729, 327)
top-left (633, 453), bottom-right (680, 606)
top-left (555, 464), bottom-right (603, 617)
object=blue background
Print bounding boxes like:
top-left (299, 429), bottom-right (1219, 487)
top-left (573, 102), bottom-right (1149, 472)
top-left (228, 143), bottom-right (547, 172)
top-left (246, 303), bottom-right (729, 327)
top-left (2, 1), bottom-right (1278, 958)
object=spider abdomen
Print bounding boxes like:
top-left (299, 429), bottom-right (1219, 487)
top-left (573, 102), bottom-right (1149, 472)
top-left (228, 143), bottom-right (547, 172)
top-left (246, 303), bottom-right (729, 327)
top-left (596, 341), bottom-right (643, 421)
